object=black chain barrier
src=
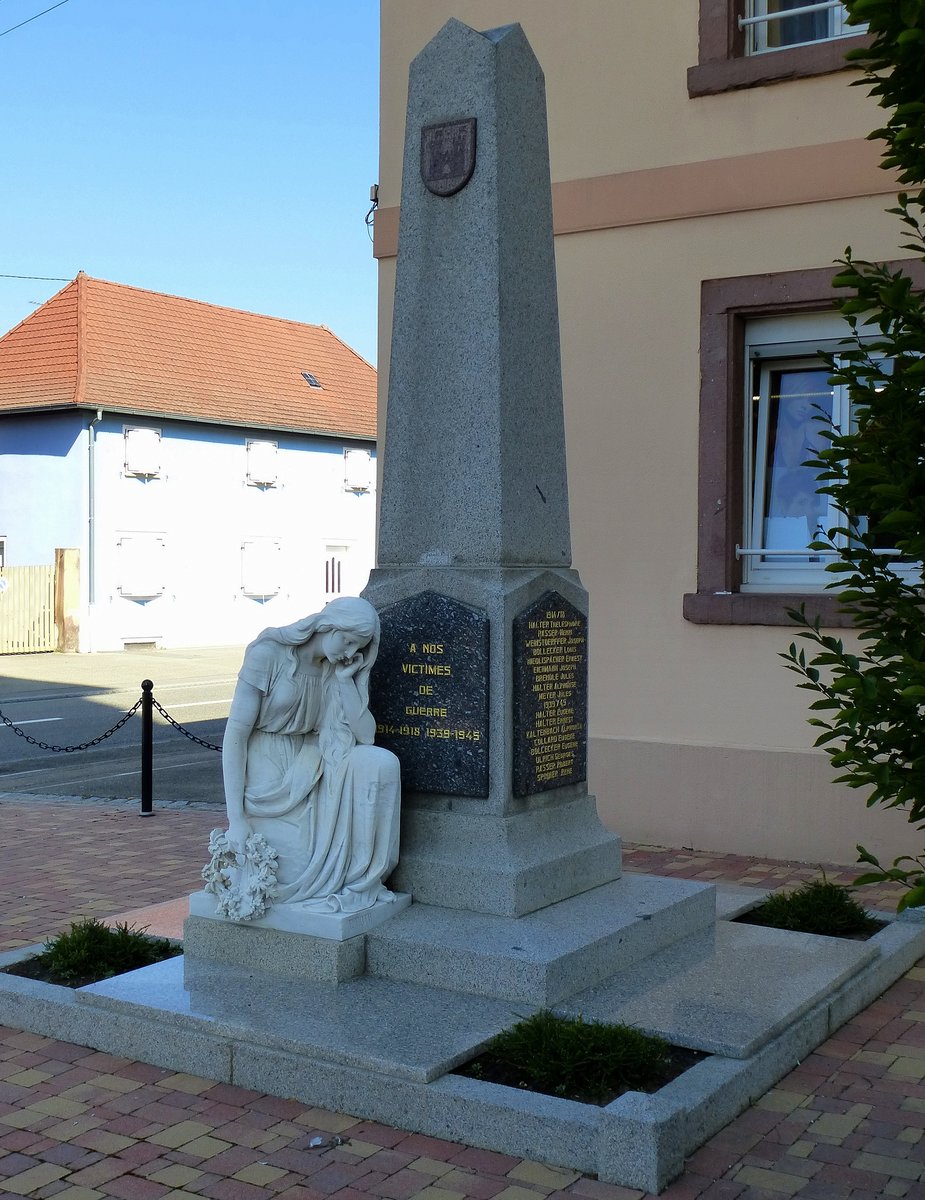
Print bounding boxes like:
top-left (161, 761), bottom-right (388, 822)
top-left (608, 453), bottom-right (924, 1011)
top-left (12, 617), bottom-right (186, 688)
top-left (150, 697), bottom-right (222, 753)
top-left (0, 697), bottom-right (143, 752)
top-left (1, 679), bottom-right (223, 818)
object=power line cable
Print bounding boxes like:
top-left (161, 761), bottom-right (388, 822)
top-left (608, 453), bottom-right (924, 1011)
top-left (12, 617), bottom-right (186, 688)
top-left (0, 0), bottom-right (70, 40)
top-left (0, 273), bottom-right (71, 282)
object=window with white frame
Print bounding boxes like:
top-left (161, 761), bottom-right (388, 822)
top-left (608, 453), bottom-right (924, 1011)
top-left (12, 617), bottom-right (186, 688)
top-left (743, 1), bottom-right (862, 55)
top-left (742, 313), bottom-right (846, 589)
top-left (741, 311), bottom-right (913, 592)
top-left (685, 265), bottom-right (925, 627)
top-left (689, 0), bottom-right (869, 97)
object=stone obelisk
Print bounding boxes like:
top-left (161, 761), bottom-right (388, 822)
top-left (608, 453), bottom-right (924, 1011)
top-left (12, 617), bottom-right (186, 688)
top-left (364, 19), bottom-right (620, 917)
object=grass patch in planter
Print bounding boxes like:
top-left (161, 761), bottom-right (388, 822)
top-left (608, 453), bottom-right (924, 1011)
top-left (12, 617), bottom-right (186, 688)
top-left (738, 878), bottom-right (882, 938)
top-left (4, 918), bottom-right (181, 988)
top-left (457, 1010), bottom-right (704, 1106)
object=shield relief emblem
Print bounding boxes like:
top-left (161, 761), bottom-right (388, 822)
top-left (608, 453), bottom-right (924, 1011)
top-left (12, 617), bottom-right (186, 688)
top-left (420, 118), bottom-right (477, 197)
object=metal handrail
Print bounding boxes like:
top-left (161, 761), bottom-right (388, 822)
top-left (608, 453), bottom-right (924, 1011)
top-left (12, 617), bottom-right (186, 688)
top-left (739, 1), bottom-right (840, 29)
top-left (736, 545), bottom-right (902, 558)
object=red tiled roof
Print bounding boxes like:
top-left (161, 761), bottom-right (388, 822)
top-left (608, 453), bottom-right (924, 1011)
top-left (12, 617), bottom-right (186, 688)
top-left (0, 274), bottom-right (376, 440)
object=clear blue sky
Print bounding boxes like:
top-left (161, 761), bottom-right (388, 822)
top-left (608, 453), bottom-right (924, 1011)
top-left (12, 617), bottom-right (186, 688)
top-left (0, 0), bottom-right (380, 363)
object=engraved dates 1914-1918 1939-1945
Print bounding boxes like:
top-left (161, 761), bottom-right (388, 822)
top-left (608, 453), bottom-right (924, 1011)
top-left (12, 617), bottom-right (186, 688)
top-left (370, 592), bottom-right (489, 797)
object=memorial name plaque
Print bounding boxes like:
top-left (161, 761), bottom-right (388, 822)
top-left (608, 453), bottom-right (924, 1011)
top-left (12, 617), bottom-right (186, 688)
top-left (371, 591), bottom-right (489, 797)
top-left (512, 591), bottom-right (587, 797)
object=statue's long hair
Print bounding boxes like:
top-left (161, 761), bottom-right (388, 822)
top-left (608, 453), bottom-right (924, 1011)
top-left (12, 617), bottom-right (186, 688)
top-left (247, 597), bottom-right (380, 766)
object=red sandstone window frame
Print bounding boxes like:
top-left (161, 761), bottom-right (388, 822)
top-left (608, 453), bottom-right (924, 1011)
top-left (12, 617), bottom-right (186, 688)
top-left (683, 262), bottom-right (925, 626)
top-left (688, 0), bottom-right (870, 97)
top-left (685, 266), bottom-right (853, 627)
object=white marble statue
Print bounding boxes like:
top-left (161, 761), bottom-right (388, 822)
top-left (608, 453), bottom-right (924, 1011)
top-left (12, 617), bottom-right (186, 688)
top-left (203, 597), bottom-right (401, 922)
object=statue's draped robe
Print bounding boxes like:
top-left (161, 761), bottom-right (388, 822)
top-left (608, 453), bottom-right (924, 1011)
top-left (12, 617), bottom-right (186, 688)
top-left (240, 640), bottom-right (400, 912)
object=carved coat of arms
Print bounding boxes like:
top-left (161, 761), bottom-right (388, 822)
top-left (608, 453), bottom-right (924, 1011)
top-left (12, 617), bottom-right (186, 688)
top-left (420, 118), bottom-right (477, 196)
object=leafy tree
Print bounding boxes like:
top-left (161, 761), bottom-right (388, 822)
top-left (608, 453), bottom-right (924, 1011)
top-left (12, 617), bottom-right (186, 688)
top-left (781, 0), bottom-right (925, 910)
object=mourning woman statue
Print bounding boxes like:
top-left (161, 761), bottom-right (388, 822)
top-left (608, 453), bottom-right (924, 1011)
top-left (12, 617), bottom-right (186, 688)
top-left (202, 597), bottom-right (401, 922)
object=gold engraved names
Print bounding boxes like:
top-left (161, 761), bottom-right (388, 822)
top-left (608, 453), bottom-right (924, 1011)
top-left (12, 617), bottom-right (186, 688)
top-left (521, 605), bottom-right (586, 788)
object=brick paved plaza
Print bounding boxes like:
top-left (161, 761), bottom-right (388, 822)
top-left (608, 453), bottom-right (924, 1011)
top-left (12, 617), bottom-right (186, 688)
top-left (1, 797), bottom-right (924, 1199)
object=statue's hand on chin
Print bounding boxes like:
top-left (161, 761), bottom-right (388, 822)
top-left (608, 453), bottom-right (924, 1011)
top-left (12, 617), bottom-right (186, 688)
top-left (335, 653), bottom-right (364, 680)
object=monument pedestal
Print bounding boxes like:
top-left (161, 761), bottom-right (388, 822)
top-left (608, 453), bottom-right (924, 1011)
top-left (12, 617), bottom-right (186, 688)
top-left (364, 566), bottom-right (621, 917)
top-left (391, 793), bottom-right (621, 917)
top-left (363, 21), bottom-right (620, 922)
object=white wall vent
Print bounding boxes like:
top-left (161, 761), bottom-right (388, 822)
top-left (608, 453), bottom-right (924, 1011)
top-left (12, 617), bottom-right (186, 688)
top-left (247, 439), bottom-right (278, 486)
top-left (117, 532), bottom-right (166, 597)
top-left (124, 427), bottom-right (162, 477)
top-left (344, 448), bottom-right (373, 492)
top-left (241, 538), bottom-right (281, 597)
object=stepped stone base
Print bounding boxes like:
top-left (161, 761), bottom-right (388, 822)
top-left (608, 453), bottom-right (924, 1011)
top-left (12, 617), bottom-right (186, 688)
top-left (185, 874), bottom-right (705, 1005)
top-left (366, 874), bottom-right (715, 1005)
top-left (392, 796), bottom-right (622, 918)
top-left (183, 916), bottom-right (366, 983)
top-left (2, 883), bottom-right (922, 1192)
top-left (188, 890), bottom-right (411, 942)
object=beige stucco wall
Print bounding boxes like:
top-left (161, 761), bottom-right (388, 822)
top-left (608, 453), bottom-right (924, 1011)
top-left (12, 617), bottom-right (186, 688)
top-left (379, 0), bottom-right (880, 198)
top-left (378, 1), bottom-right (916, 865)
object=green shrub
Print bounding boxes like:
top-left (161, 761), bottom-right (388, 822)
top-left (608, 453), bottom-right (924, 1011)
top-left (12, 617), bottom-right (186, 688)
top-left (780, 0), bottom-right (925, 913)
top-left (34, 918), bottom-right (180, 985)
top-left (743, 878), bottom-right (879, 937)
top-left (460, 1010), bottom-right (672, 1105)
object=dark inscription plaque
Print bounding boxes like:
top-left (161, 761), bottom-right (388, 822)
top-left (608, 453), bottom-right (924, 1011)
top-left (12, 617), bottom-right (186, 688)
top-left (512, 591), bottom-right (588, 798)
top-left (371, 592), bottom-right (489, 797)
top-left (420, 118), bottom-right (477, 196)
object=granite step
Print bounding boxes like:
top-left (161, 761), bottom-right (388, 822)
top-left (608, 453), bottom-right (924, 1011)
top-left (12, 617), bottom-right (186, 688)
top-left (562, 918), bottom-right (879, 1058)
top-left (364, 873), bottom-right (717, 1006)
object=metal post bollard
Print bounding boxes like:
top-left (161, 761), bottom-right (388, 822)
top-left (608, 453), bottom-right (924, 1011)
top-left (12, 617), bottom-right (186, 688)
top-left (140, 679), bottom-right (154, 817)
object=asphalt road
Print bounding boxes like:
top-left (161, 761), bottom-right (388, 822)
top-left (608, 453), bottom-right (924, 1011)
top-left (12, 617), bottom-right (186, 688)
top-left (0, 646), bottom-right (246, 807)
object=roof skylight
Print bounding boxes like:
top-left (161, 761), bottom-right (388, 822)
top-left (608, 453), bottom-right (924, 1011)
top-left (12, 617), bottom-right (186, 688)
top-left (301, 371), bottom-right (322, 388)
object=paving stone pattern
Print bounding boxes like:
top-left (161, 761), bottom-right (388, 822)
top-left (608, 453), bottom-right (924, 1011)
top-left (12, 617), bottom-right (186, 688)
top-left (1, 795), bottom-right (924, 1198)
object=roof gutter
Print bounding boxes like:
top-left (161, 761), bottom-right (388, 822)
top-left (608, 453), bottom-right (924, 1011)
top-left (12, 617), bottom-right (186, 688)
top-left (0, 402), bottom-right (375, 443)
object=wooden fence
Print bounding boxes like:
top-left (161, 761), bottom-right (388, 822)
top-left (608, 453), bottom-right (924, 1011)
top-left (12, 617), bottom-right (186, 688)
top-left (0, 565), bottom-right (56, 653)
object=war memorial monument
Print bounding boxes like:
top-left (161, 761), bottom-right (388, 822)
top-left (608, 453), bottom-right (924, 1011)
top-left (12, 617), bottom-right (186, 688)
top-left (0, 20), bottom-right (924, 1194)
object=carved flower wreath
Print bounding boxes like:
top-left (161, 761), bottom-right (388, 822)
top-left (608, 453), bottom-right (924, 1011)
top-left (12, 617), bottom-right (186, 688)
top-left (202, 828), bottom-right (279, 922)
